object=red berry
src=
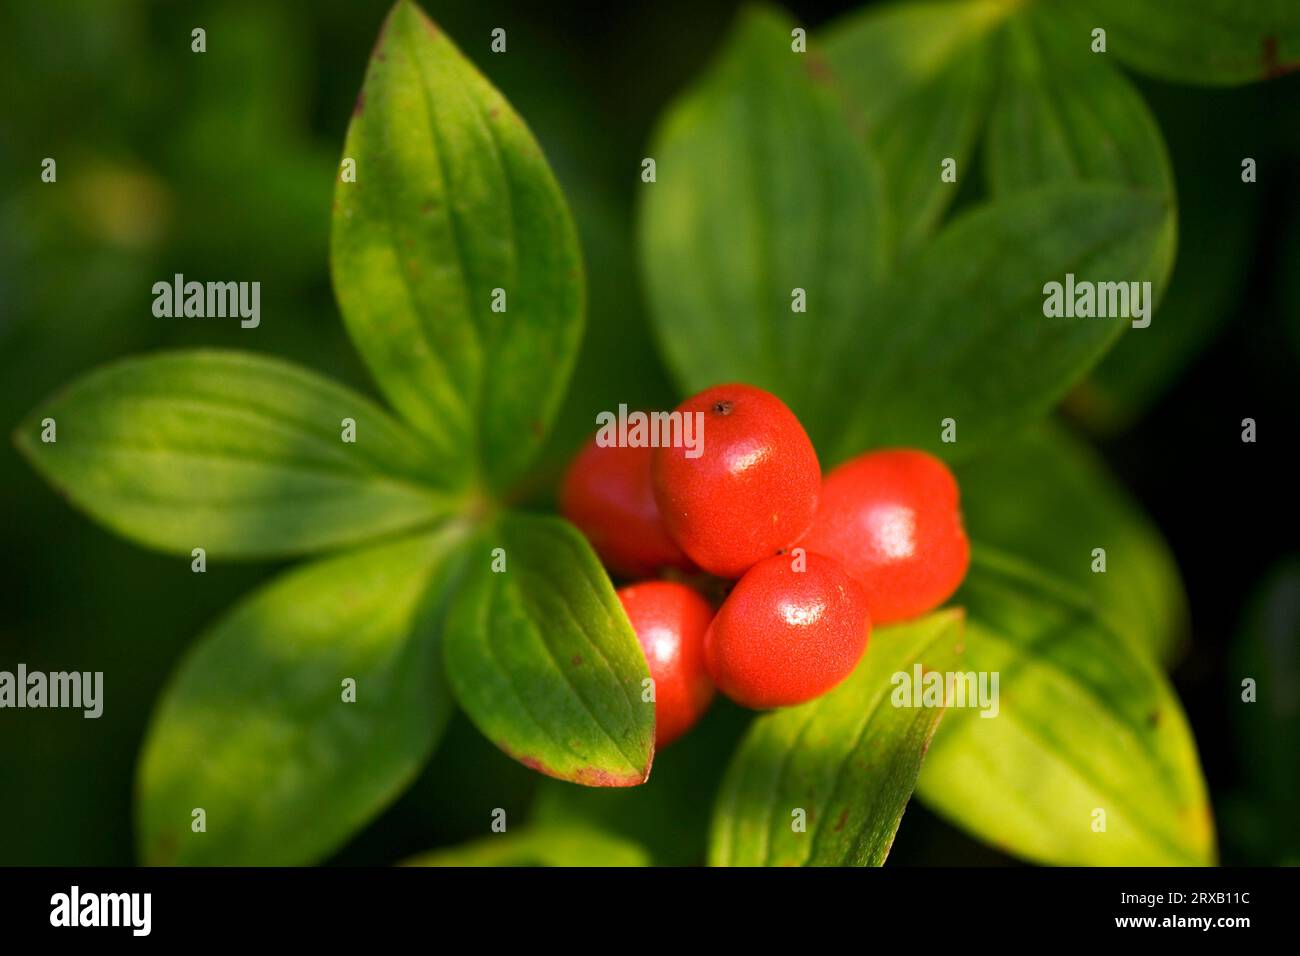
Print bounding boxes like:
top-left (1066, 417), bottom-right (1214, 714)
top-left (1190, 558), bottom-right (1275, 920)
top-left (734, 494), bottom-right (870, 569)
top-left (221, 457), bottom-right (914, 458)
top-left (704, 552), bottom-right (870, 709)
top-left (799, 449), bottom-right (970, 624)
top-left (560, 438), bottom-right (693, 579)
top-left (616, 581), bottom-right (716, 747)
top-left (652, 384), bottom-right (820, 578)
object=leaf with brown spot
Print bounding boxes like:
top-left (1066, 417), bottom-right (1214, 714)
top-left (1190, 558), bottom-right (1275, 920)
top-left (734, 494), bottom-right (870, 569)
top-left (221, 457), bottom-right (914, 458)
top-left (443, 514), bottom-right (655, 787)
top-left (1077, 0), bottom-right (1300, 86)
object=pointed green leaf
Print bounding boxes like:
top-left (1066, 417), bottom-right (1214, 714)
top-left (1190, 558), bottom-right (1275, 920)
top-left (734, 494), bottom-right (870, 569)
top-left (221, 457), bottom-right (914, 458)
top-left (710, 610), bottom-right (964, 867)
top-left (956, 424), bottom-right (1187, 663)
top-left (638, 4), bottom-right (888, 446)
top-left (917, 550), bottom-right (1215, 866)
top-left (444, 513), bottom-right (654, 786)
top-left (403, 824), bottom-right (651, 867)
top-left (137, 527), bottom-right (466, 865)
top-left (1076, 0), bottom-right (1300, 87)
top-left (830, 183), bottom-right (1171, 463)
top-left (15, 350), bottom-right (460, 558)
top-left (332, 0), bottom-right (583, 491)
top-left (823, 0), bottom-right (1006, 252)
top-left (985, 5), bottom-right (1176, 294)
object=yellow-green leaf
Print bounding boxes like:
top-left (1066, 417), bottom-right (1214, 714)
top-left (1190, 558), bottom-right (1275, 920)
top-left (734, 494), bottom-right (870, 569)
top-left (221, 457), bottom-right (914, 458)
top-left (403, 824), bottom-right (650, 867)
top-left (917, 550), bottom-right (1215, 866)
top-left (711, 610), bottom-right (964, 866)
top-left (15, 350), bottom-right (460, 558)
top-left (137, 527), bottom-right (466, 865)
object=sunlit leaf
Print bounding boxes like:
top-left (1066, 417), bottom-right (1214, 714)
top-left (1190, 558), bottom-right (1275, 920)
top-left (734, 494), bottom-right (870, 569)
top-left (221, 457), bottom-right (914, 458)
top-left (711, 610), bottom-right (964, 866)
top-left (444, 513), bottom-right (654, 786)
top-left (403, 824), bottom-right (651, 867)
top-left (15, 350), bottom-right (461, 557)
top-left (137, 528), bottom-right (465, 865)
top-left (917, 550), bottom-right (1215, 866)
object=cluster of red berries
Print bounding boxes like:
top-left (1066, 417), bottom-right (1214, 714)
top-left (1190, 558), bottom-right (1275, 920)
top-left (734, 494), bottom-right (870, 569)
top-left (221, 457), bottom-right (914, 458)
top-left (561, 384), bottom-right (970, 747)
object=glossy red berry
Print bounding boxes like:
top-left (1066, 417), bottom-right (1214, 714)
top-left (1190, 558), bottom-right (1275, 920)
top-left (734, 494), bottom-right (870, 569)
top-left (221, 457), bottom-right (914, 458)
top-left (560, 438), bottom-right (693, 579)
top-left (652, 384), bottom-right (820, 578)
top-left (799, 449), bottom-right (970, 624)
top-left (704, 552), bottom-right (870, 709)
top-left (616, 581), bottom-right (716, 747)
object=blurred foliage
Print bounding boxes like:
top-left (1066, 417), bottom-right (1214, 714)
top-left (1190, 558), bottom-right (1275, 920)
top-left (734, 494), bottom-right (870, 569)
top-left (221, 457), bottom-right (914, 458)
top-left (2, 0), bottom-right (1298, 865)
top-left (1223, 560), bottom-right (1300, 866)
top-left (403, 823), bottom-right (652, 866)
top-left (1069, 81), bottom-right (1269, 432)
top-left (639, 5), bottom-right (889, 452)
top-left (136, 529), bottom-right (464, 866)
top-left (956, 423), bottom-right (1187, 664)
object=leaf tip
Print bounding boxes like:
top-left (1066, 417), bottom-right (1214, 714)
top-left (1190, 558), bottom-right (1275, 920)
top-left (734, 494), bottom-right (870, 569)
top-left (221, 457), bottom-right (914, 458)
top-left (572, 764), bottom-right (652, 789)
top-left (385, 0), bottom-right (439, 43)
top-left (368, 0), bottom-right (433, 71)
top-left (508, 745), bottom-right (652, 789)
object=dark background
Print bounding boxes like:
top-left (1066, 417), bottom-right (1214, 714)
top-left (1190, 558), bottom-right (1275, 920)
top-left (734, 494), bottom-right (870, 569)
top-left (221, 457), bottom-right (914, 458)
top-left (1, 0), bottom-right (1296, 865)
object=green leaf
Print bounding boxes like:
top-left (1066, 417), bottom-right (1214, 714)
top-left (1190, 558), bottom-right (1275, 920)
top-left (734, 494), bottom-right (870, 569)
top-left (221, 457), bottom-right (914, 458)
top-left (403, 824), bottom-right (651, 867)
top-left (822, 0), bottom-right (1006, 252)
top-left (531, 700), bottom-right (752, 866)
top-left (1076, 0), bottom-right (1300, 87)
top-left (529, 165), bottom-right (679, 500)
top-left (956, 423), bottom-right (1187, 663)
top-left (984, 5), bottom-right (1176, 294)
top-left (710, 610), bottom-right (964, 867)
top-left (332, 0), bottom-right (584, 492)
top-left (638, 4), bottom-right (888, 446)
top-left (14, 350), bottom-right (460, 558)
top-left (444, 513), bottom-right (654, 786)
top-left (917, 550), bottom-right (1215, 866)
top-left (829, 183), bottom-right (1171, 463)
top-left (136, 527), bottom-right (466, 865)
